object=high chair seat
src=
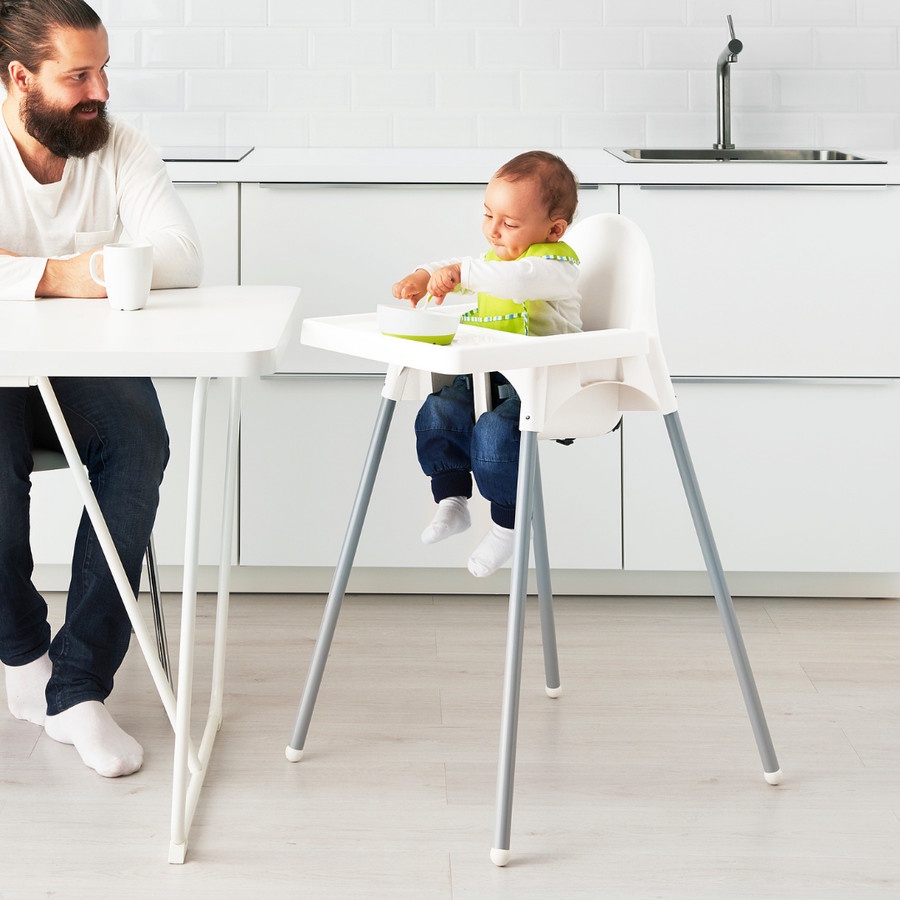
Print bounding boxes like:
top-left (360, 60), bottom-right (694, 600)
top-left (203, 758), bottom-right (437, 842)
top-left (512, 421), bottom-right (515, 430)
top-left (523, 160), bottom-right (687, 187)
top-left (286, 213), bottom-right (781, 867)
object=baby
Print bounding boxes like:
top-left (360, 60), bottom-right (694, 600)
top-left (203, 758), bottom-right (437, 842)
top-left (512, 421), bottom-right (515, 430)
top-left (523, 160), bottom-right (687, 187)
top-left (392, 150), bottom-right (581, 577)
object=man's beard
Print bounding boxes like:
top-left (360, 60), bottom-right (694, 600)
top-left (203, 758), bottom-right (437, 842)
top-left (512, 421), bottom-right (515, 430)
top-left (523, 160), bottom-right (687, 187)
top-left (21, 88), bottom-right (110, 159)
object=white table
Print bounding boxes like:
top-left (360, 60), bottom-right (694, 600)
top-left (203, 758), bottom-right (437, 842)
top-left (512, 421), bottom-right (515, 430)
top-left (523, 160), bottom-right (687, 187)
top-left (0, 285), bottom-right (300, 863)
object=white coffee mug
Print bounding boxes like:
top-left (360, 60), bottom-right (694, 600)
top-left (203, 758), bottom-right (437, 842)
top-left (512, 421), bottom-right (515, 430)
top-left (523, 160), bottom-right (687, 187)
top-left (89, 242), bottom-right (153, 311)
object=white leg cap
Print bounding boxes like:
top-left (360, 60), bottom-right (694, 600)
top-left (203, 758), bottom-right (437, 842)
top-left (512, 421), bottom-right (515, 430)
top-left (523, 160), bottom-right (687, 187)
top-left (545, 685), bottom-right (562, 699)
top-left (764, 768), bottom-right (783, 785)
top-left (490, 848), bottom-right (511, 867)
top-left (285, 745), bottom-right (304, 763)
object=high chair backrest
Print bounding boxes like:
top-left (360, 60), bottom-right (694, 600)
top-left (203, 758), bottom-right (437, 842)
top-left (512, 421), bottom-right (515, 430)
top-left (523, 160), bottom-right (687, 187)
top-left (564, 213), bottom-right (659, 338)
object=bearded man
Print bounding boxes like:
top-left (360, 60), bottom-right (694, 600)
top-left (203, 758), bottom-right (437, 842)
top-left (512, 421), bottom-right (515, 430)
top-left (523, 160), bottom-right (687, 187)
top-left (0, 0), bottom-right (202, 777)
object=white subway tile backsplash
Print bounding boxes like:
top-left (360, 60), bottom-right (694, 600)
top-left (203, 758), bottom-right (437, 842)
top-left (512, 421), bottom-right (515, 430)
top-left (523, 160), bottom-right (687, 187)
top-left (309, 113), bottom-right (393, 146)
top-left (777, 71), bottom-right (859, 110)
top-left (187, 0), bottom-right (267, 26)
top-left (773, 0), bottom-right (856, 26)
top-left (604, 0), bottom-right (688, 26)
top-left (521, 0), bottom-right (603, 26)
top-left (103, 1), bottom-right (185, 26)
top-left (354, 72), bottom-right (435, 110)
top-left (226, 112), bottom-right (309, 147)
top-left (605, 70), bottom-right (689, 111)
top-left (144, 112), bottom-right (226, 147)
top-left (269, 72), bottom-right (352, 111)
top-left (187, 71), bottom-right (268, 111)
top-left (268, 0), bottom-right (351, 26)
top-left (687, 0), bottom-right (772, 27)
top-left (91, 1), bottom-right (900, 150)
top-left (860, 0), bottom-right (900, 26)
top-left (143, 29), bottom-right (224, 68)
top-left (814, 29), bottom-right (898, 68)
top-left (226, 30), bottom-right (309, 69)
top-left (311, 30), bottom-right (393, 69)
top-left (521, 71), bottom-right (604, 112)
top-left (818, 113), bottom-right (899, 149)
top-left (110, 70), bottom-right (184, 111)
top-left (393, 30), bottom-right (477, 69)
top-left (560, 28), bottom-right (643, 68)
top-left (562, 113), bottom-right (646, 148)
top-left (436, 72), bottom-right (521, 111)
top-left (476, 30), bottom-right (560, 70)
top-left (352, 0), bottom-right (435, 25)
top-left (477, 114), bottom-right (562, 148)
top-left (393, 114), bottom-right (479, 147)
top-left (437, 0), bottom-right (519, 26)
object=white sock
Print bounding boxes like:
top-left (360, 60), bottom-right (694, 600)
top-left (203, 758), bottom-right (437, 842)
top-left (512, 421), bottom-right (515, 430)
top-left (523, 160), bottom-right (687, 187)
top-left (44, 700), bottom-right (144, 778)
top-left (467, 524), bottom-right (516, 578)
top-left (4, 652), bottom-right (52, 726)
top-left (421, 496), bottom-right (471, 544)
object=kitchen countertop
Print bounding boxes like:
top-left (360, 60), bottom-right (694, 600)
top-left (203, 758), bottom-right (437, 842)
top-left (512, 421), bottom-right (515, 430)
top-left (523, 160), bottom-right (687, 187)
top-left (165, 147), bottom-right (900, 186)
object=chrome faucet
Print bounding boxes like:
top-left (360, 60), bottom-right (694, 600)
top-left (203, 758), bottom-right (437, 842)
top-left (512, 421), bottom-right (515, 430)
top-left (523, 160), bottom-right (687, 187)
top-left (714, 15), bottom-right (743, 150)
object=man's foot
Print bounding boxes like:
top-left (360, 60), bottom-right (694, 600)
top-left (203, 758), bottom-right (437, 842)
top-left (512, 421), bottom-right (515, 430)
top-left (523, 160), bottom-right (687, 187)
top-left (45, 700), bottom-right (143, 778)
top-left (421, 496), bottom-right (471, 544)
top-left (467, 524), bottom-right (515, 578)
top-left (4, 652), bottom-right (51, 726)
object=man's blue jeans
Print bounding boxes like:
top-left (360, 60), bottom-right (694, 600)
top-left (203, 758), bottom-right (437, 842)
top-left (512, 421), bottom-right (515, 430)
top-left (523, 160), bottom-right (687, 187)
top-left (0, 377), bottom-right (169, 714)
top-left (414, 374), bottom-right (521, 529)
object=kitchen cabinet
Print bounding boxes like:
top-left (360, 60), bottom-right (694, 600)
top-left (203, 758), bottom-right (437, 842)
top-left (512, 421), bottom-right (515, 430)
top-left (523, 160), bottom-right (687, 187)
top-left (619, 184), bottom-right (900, 377)
top-left (623, 379), bottom-right (900, 573)
top-left (173, 181), bottom-right (240, 286)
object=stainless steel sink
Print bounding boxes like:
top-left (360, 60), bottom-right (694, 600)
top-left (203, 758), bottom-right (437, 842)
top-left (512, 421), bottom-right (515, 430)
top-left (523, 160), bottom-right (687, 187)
top-left (606, 147), bottom-right (885, 163)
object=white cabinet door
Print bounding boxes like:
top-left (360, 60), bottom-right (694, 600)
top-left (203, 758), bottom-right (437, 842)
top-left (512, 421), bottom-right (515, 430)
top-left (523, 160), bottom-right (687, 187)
top-left (239, 375), bottom-right (622, 571)
top-left (622, 379), bottom-right (900, 573)
top-left (620, 184), bottom-right (900, 377)
top-left (240, 183), bottom-right (617, 373)
top-left (173, 182), bottom-right (239, 286)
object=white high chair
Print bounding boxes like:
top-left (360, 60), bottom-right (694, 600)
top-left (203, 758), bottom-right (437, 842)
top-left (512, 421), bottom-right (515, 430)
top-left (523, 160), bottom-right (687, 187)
top-left (286, 213), bottom-right (782, 866)
top-left (31, 447), bottom-right (171, 685)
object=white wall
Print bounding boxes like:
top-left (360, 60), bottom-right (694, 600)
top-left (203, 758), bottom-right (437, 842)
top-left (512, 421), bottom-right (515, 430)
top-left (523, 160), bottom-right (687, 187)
top-left (87, 0), bottom-right (900, 150)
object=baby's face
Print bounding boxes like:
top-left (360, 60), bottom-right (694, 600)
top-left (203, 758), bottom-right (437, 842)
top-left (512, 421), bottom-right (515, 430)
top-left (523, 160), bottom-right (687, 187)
top-left (481, 176), bottom-right (564, 261)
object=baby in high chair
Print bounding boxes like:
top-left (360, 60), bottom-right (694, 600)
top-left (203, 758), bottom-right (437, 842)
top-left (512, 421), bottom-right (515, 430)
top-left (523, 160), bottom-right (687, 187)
top-left (391, 150), bottom-right (582, 577)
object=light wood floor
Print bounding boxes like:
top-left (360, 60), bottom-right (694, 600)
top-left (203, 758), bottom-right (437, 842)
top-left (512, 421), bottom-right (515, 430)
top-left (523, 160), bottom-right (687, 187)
top-left (1, 591), bottom-right (898, 899)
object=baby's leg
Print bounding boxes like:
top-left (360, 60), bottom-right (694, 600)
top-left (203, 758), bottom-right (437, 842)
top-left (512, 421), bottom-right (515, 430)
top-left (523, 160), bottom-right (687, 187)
top-left (468, 524), bottom-right (515, 578)
top-left (421, 495), bottom-right (471, 544)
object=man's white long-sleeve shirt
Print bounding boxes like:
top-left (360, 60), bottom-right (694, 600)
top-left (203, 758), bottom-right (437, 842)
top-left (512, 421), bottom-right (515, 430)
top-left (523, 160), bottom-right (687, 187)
top-left (0, 115), bottom-right (202, 300)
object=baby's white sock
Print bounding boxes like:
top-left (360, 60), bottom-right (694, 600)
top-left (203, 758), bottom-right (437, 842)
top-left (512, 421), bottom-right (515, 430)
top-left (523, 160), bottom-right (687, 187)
top-left (44, 700), bottom-right (143, 778)
top-left (421, 496), bottom-right (471, 544)
top-left (4, 652), bottom-right (52, 726)
top-left (467, 524), bottom-right (516, 578)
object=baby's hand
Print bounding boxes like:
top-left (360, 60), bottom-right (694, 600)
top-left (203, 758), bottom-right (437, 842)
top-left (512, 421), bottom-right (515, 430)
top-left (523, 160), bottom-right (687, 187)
top-left (427, 264), bottom-right (461, 302)
top-left (392, 269), bottom-right (430, 306)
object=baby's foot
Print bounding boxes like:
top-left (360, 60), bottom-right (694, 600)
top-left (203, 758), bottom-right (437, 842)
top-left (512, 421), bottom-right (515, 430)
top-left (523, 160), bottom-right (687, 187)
top-left (467, 524), bottom-right (516, 578)
top-left (45, 700), bottom-right (143, 778)
top-left (421, 496), bottom-right (471, 544)
top-left (4, 652), bottom-right (51, 726)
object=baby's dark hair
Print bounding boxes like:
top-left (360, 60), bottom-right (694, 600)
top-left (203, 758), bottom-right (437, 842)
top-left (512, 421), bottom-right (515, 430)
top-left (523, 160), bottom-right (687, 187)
top-left (494, 150), bottom-right (579, 224)
top-left (0, 0), bottom-right (102, 88)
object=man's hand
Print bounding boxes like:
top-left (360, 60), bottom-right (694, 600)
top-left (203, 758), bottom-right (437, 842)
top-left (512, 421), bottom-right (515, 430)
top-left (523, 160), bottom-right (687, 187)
top-left (391, 269), bottom-right (430, 306)
top-left (35, 250), bottom-right (107, 299)
top-left (426, 264), bottom-right (461, 302)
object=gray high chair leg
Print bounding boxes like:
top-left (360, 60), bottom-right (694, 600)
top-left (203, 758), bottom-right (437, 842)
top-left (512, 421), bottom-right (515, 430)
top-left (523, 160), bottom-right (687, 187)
top-left (664, 411), bottom-right (781, 782)
top-left (285, 395), bottom-right (397, 761)
top-left (492, 429), bottom-right (540, 867)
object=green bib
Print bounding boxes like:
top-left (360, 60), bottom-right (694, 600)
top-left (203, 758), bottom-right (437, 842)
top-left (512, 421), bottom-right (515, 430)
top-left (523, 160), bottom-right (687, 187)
top-left (460, 242), bottom-right (579, 335)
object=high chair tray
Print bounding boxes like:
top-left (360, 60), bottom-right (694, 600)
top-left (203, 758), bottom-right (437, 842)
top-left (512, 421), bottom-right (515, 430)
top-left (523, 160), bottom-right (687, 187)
top-left (301, 313), bottom-right (648, 376)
